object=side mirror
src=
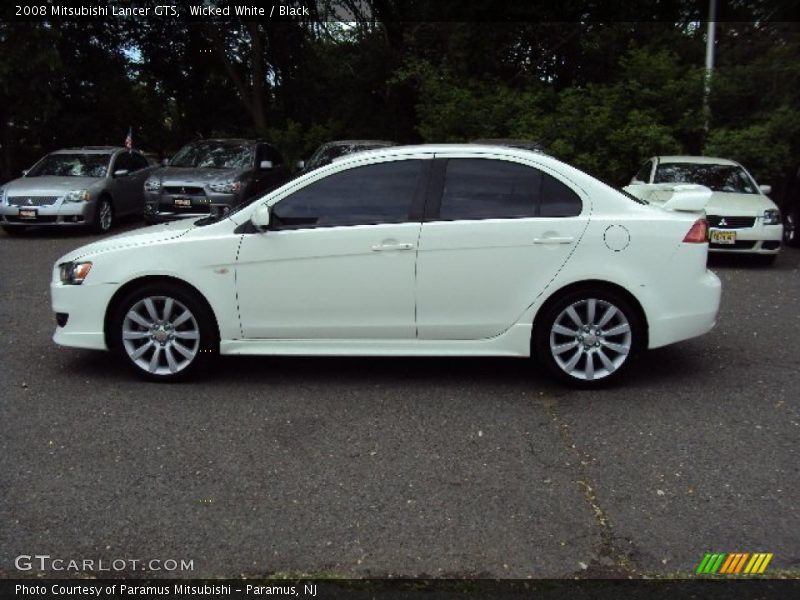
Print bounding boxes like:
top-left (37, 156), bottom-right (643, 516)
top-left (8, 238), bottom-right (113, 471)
top-left (113, 169), bottom-right (129, 178)
top-left (161, 158), bottom-right (169, 167)
top-left (259, 160), bottom-right (273, 170)
top-left (296, 160), bottom-right (305, 171)
top-left (759, 184), bottom-right (772, 195)
top-left (250, 204), bottom-right (272, 232)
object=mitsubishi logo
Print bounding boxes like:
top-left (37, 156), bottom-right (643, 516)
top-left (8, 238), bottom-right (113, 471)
top-left (719, 218), bottom-right (728, 226)
top-left (26, 198), bottom-right (32, 205)
top-left (181, 187), bottom-right (187, 194)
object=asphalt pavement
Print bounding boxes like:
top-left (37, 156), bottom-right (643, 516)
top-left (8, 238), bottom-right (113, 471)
top-left (1, 223), bottom-right (798, 579)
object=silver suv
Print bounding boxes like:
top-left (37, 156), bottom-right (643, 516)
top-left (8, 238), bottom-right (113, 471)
top-left (0, 147), bottom-right (154, 235)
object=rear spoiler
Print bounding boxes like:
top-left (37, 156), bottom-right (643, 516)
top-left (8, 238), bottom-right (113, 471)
top-left (623, 183), bottom-right (712, 213)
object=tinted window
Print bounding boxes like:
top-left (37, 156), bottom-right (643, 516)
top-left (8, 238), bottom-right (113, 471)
top-left (540, 172), bottom-right (582, 217)
top-left (439, 159), bottom-right (581, 220)
top-left (113, 153), bottom-right (134, 173)
top-left (130, 153), bottom-right (149, 171)
top-left (273, 160), bottom-right (422, 228)
top-left (634, 161), bottom-right (652, 182)
top-left (257, 144), bottom-right (283, 166)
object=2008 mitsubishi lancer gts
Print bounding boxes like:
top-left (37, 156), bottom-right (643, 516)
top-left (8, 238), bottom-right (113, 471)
top-left (51, 144), bottom-right (721, 387)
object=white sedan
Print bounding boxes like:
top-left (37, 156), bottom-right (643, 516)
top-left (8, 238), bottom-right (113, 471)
top-left (51, 145), bottom-right (721, 387)
top-left (628, 155), bottom-right (783, 264)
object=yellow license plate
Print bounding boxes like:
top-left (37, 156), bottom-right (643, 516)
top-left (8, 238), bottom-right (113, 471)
top-left (18, 208), bottom-right (37, 219)
top-left (710, 230), bottom-right (736, 244)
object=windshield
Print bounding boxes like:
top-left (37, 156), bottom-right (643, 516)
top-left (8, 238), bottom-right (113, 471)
top-left (654, 163), bottom-right (757, 194)
top-left (27, 153), bottom-right (111, 178)
top-left (170, 141), bottom-right (253, 169)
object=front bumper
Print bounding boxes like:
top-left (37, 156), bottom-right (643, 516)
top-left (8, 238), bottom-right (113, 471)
top-left (1, 200), bottom-right (96, 226)
top-left (51, 278), bottom-right (116, 351)
top-left (708, 222), bottom-right (783, 254)
top-left (144, 190), bottom-right (238, 222)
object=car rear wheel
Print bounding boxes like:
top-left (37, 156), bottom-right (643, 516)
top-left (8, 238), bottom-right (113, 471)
top-left (111, 283), bottom-right (217, 382)
top-left (784, 209), bottom-right (799, 247)
top-left (92, 197), bottom-right (114, 234)
top-left (534, 289), bottom-right (642, 388)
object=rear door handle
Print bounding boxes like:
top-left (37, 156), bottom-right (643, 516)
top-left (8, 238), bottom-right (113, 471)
top-left (371, 242), bottom-right (415, 252)
top-left (533, 236), bottom-right (574, 245)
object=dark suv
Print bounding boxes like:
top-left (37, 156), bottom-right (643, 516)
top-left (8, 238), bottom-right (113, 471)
top-left (143, 139), bottom-right (289, 223)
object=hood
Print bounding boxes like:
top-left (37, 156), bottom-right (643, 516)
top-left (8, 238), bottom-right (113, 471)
top-left (152, 166), bottom-right (247, 186)
top-left (705, 192), bottom-right (777, 215)
top-left (4, 176), bottom-right (103, 195)
top-left (59, 218), bottom-right (196, 262)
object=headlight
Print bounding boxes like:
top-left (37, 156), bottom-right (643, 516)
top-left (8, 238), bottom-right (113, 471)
top-left (209, 179), bottom-right (242, 194)
top-left (59, 261), bottom-right (93, 285)
top-left (64, 190), bottom-right (90, 203)
top-left (762, 209), bottom-right (781, 225)
top-left (144, 177), bottom-right (162, 192)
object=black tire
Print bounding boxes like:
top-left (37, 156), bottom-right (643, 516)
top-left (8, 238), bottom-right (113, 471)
top-left (92, 196), bottom-right (114, 234)
top-left (533, 287), bottom-right (644, 388)
top-left (783, 208), bottom-right (799, 247)
top-left (2, 225), bottom-right (27, 236)
top-left (110, 282), bottom-right (218, 382)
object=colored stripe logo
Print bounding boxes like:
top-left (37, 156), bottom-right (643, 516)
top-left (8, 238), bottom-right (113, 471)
top-left (696, 552), bottom-right (773, 574)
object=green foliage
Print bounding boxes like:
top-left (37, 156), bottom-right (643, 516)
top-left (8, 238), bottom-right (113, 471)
top-left (705, 106), bottom-right (800, 182)
top-left (0, 15), bottom-right (797, 189)
top-left (396, 45), bottom-right (702, 183)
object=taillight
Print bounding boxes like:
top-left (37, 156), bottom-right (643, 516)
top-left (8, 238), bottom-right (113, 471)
top-left (683, 219), bottom-right (708, 243)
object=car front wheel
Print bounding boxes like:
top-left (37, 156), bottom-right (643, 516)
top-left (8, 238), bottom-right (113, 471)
top-left (111, 283), bottom-right (216, 381)
top-left (534, 289), bottom-right (642, 387)
top-left (784, 209), bottom-right (799, 247)
top-left (92, 197), bottom-right (114, 234)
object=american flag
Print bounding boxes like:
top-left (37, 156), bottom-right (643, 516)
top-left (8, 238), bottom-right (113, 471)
top-left (124, 127), bottom-right (133, 150)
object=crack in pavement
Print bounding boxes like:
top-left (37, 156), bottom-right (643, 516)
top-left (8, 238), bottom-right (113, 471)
top-left (543, 399), bottom-right (639, 578)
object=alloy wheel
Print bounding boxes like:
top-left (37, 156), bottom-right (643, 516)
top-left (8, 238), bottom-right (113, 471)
top-left (99, 200), bottom-right (113, 231)
top-left (549, 298), bottom-right (632, 381)
top-left (784, 212), bottom-right (797, 245)
top-left (121, 296), bottom-right (200, 375)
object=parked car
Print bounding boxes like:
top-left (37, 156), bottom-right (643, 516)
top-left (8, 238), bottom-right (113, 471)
top-left (776, 165), bottom-right (799, 247)
top-left (297, 140), bottom-right (396, 172)
top-left (51, 144), bottom-right (720, 387)
top-left (471, 139), bottom-right (548, 154)
top-left (628, 156), bottom-right (783, 263)
top-left (0, 147), bottom-right (154, 235)
top-left (143, 139), bottom-right (289, 223)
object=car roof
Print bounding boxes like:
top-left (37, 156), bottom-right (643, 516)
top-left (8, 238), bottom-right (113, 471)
top-left (656, 155), bottom-right (739, 166)
top-left (337, 143), bottom-right (548, 160)
top-left (322, 140), bottom-right (396, 146)
top-left (186, 138), bottom-right (261, 145)
top-left (54, 147), bottom-right (125, 154)
top-left (472, 138), bottom-right (546, 150)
